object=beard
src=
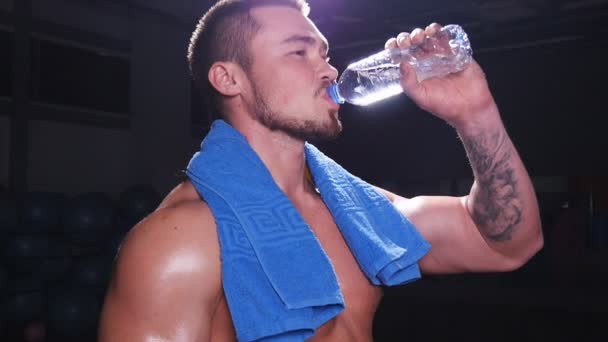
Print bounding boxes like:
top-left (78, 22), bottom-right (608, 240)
top-left (250, 79), bottom-right (342, 142)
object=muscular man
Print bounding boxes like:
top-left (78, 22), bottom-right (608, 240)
top-left (99, 0), bottom-right (543, 340)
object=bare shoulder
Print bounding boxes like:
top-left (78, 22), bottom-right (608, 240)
top-left (120, 179), bottom-right (219, 272)
top-left (117, 195), bottom-right (220, 281)
top-left (99, 182), bottom-right (221, 341)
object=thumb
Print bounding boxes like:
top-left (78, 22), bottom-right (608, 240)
top-left (399, 61), bottom-right (421, 98)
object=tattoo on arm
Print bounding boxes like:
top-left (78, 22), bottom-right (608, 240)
top-left (461, 131), bottom-right (523, 242)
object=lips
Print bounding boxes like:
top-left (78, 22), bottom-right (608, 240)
top-left (321, 88), bottom-right (340, 110)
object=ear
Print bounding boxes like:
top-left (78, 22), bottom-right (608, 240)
top-left (208, 62), bottom-right (243, 97)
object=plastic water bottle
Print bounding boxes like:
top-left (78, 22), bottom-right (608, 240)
top-left (327, 24), bottom-right (472, 106)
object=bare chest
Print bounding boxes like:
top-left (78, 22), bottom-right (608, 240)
top-left (302, 201), bottom-right (383, 316)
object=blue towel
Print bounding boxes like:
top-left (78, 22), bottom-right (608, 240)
top-left (186, 120), bottom-right (430, 341)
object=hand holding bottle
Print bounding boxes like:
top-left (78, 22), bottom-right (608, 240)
top-left (387, 23), bottom-right (497, 128)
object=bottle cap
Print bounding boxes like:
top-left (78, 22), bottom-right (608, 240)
top-left (327, 83), bottom-right (345, 104)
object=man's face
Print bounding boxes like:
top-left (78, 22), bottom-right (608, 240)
top-left (243, 5), bottom-right (341, 141)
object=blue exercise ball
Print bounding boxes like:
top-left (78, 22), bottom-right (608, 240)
top-left (3, 235), bottom-right (50, 275)
top-left (1, 291), bottom-right (46, 323)
top-left (47, 290), bottom-right (100, 339)
top-left (105, 230), bottom-right (128, 258)
top-left (67, 256), bottom-right (113, 298)
top-left (118, 184), bottom-right (161, 228)
top-left (21, 191), bottom-right (66, 233)
top-left (62, 192), bottom-right (115, 245)
top-left (39, 238), bottom-right (73, 285)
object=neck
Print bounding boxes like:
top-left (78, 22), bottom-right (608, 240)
top-left (230, 119), bottom-right (312, 197)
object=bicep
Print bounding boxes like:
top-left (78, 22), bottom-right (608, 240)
top-left (391, 194), bottom-right (519, 273)
top-left (99, 276), bottom-right (215, 342)
top-left (99, 287), bottom-right (216, 342)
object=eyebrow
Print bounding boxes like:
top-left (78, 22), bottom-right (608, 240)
top-left (281, 34), bottom-right (329, 53)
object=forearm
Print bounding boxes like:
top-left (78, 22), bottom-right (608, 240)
top-left (458, 106), bottom-right (543, 260)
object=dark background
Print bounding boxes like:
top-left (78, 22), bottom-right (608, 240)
top-left (1, 0), bottom-right (607, 341)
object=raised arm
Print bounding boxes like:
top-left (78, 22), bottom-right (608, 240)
top-left (380, 24), bottom-right (543, 273)
top-left (99, 201), bottom-right (222, 341)
top-left (459, 105), bottom-right (542, 259)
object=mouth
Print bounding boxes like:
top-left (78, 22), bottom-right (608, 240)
top-left (320, 87), bottom-right (340, 111)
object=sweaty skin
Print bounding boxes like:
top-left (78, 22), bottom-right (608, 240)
top-left (99, 5), bottom-right (543, 342)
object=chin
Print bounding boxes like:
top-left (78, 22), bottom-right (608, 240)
top-left (308, 118), bottom-right (342, 142)
top-left (282, 117), bottom-right (342, 142)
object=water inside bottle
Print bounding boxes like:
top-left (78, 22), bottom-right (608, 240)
top-left (337, 59), bottom-right (403, 106)
top-left (332, 24), bottom-right (472, 106)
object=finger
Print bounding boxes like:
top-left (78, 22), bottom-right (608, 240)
top-left (384, 37), bottom-right (397, 49)
top-left (410, 28), bottom-right (425, 45)
top-left (396, 32), bottom-right (411, 49)
top-left (425, 22), bottom-right (442, 37)
top-left (399, 61), bottom-right (419, 94)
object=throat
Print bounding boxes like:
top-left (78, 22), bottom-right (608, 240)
top-left (305, 164), bottom-right (321, 195)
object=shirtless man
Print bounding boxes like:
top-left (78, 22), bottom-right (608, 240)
top-left (98, 0), bottom-right (544, 340)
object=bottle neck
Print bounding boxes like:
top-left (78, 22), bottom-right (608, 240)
top-left (327, 83), bottom-right (345, 104)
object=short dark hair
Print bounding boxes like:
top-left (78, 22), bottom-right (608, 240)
top-left (187, 0), bottom-right (310, 121)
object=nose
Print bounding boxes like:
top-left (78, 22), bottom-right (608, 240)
top-left (320, 60), bottom-right (339, 83)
